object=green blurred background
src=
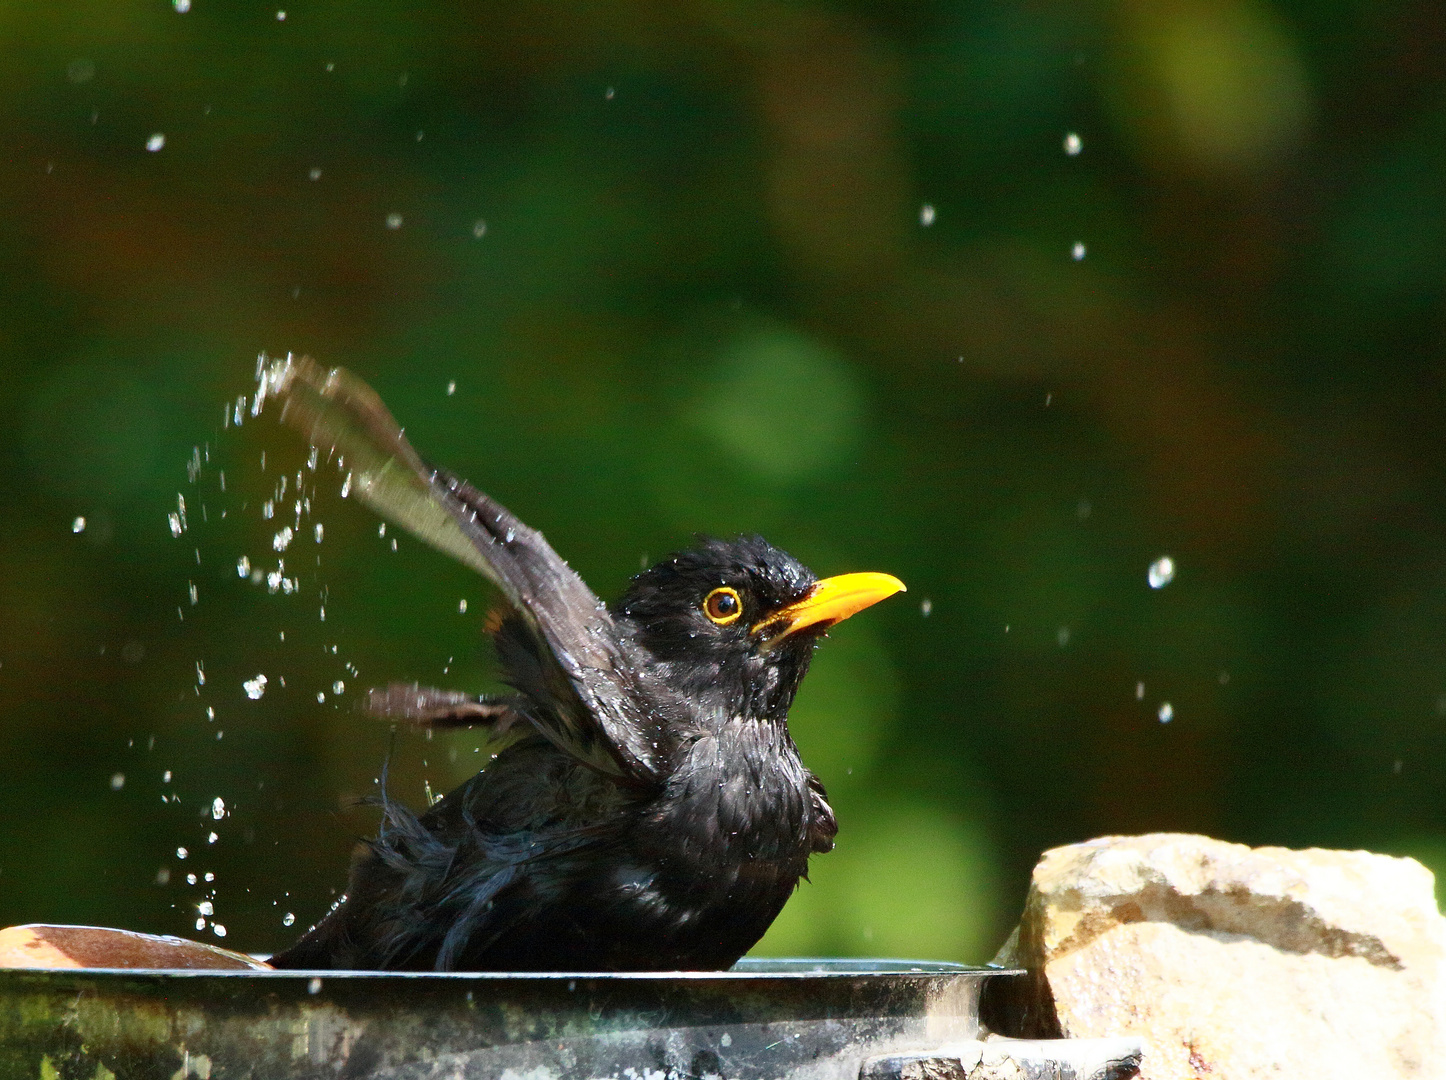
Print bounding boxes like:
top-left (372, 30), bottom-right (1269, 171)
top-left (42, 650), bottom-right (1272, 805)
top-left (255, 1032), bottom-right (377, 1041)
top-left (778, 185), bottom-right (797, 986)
top-left (2, 0), bottom-right (1444, 964)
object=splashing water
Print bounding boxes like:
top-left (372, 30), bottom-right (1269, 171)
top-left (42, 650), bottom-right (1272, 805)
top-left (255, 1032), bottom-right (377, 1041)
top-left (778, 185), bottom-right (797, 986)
top-left (1148, 556), bottom-right (1176, 589)
top-left (243, 674), bottom-right (268, 700)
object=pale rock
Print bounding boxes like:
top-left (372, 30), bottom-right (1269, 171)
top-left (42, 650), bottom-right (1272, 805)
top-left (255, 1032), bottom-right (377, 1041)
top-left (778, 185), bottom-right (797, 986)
top-left (989, 833), bottom-right (1446, 1079)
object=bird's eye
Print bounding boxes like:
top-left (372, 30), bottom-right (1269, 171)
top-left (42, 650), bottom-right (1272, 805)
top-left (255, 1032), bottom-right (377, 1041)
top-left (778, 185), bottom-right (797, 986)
top-left (703, 587), bottom-right (742, 625)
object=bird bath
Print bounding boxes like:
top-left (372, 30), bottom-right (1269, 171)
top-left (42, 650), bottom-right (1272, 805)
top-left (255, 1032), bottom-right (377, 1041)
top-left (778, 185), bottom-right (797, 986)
top-left (2, 958), bottom-right (1015, 1079)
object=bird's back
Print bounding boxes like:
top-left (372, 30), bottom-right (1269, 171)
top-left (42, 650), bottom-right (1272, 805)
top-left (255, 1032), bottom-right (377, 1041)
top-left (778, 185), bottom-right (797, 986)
top-left (272, 722), bottom-right (833, 971)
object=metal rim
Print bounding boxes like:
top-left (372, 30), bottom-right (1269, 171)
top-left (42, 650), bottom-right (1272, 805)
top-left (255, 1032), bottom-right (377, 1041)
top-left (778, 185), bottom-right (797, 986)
top-left (0, 958), bottom-right (1018, 980)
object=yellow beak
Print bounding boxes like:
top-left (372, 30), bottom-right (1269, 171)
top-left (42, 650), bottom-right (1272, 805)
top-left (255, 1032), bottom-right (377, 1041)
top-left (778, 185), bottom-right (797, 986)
top-left (754, 572), bottom-right (906, 644)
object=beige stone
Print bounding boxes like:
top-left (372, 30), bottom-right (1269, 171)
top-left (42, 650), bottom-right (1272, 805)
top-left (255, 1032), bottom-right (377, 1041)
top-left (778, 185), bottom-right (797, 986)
top-left (992, 833), bottom-right (1446, 1079)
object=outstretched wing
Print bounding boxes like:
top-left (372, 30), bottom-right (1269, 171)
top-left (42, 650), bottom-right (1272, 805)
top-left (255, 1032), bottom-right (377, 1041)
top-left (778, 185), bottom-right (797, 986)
top-left (256, 355), bottom-right (671, 783)
top-left (363, 682), bottom-right (523, 730)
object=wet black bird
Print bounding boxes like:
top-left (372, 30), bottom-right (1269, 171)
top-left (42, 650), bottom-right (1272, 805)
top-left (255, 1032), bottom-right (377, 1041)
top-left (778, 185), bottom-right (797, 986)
top-left (258, 357), bottom-right (903, 972)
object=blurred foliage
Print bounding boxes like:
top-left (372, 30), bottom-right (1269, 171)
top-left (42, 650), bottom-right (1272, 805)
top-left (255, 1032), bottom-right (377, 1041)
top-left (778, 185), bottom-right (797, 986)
top-left (2, 0), bottom-right (1446, 963)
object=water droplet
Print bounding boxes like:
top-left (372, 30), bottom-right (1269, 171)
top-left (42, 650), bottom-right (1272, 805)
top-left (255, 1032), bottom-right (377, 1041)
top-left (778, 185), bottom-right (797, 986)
top-left (1057, 626), bottom-right (1071, 647)
top-left (378, 523), bottom-right (386, 538)
top-left (314, 523), bottom-right (324, 543)
top-left (458, 598), bottom-right (468, 613)
top-left (1064, 132), bottom-right (1082, 156)
top-left (275, 9), bottom-right (285, 19)
top-left (385, 212), bottom-right (403, 230)
top-left (211, 797), bottom-right (225, 820)
top-left (146, 133), bottom-right (166, 152)
top-left (919, 204), bottom-right (936, 227)
top-left (1158, 702), bottom-right (1174, 723)
top-left (920, 598), bottom-right (932, 617)
top-left (1071, 242), bottom-right (1086, 261)
top-left (504, 527), bottom-right (516, 543)
top-left (308, 167), bottom-right (322, 181)
top-left (198, 901), bottom-right (214, 916)
top-left (605, 86), bottom-right (616, 100)
top-left (1147, 556), bottom-right (1175, 589)
top-left (236, 556), bottom-right (250, 578)
top-left (243, 674), bottom-right (268, 700)
top-left (156, 867), bottom-right (171, 885)
top-left (272, 526), bottom-right (294, 552)
top-left (110, 772), bottom-right (125, 791)
top-left (206, 707), bottom-right (215, 721)
top-left (176, 847), bottom-right (189, 859)
top-left (471, 220), bottom-right (487, 239)
top-left (167, 513), bottom-right (183, 537)
top-left (212, 923), bottom-right (226, 938)
top-left (339, 472), bottom-right (352, 498)
top-left (173, 0), bottom-right (190, 10)
top-left (187, 872), bottom-right (197, 885)
top-left (204, 872), bottom-right (214, 882)
top-left (195, 917), bottom-right (206, 931)
top-left (316, 691), bottom-right (326, 703)
top-left (163, 771), bottom-right (172, 783)
top-left (447, 380), bottom-right (457, 395)
top-left (332, 680), bottom-right (345, 695)
top-left (283, 911), bottom-right (296, 926)
top-left (308, 977), bottom-right (323, 994)
top-left (207, 831), bottom-right (218, 844)
top-left (188, 582), bottom-right (199, 606)
top-left (71, 516), bottom-right (86, 533)
top-left (262, 500), bottom-right (274, 520)
top-left (1135, 682), bottom-right (1145, 700)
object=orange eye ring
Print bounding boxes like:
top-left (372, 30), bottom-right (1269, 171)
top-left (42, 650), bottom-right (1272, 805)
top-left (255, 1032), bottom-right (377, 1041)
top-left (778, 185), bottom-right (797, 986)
top-left (703, 587), bottom-right (743, 625)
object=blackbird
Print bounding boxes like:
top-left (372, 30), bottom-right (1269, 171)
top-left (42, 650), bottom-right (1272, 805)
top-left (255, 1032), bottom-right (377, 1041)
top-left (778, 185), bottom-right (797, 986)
top-left (257, 356), bottom-right (904, 971)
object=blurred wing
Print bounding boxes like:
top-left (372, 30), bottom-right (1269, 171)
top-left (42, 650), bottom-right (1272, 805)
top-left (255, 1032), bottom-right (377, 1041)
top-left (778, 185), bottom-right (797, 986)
top-left (257, 355), bottom-right (669, 783)
top-left (362, 683), bottom-right (522, 730)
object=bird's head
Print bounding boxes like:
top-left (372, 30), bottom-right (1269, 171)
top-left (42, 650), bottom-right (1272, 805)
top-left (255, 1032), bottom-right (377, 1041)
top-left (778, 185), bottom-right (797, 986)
top-left (616, 536), bottom-right (904, 723)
